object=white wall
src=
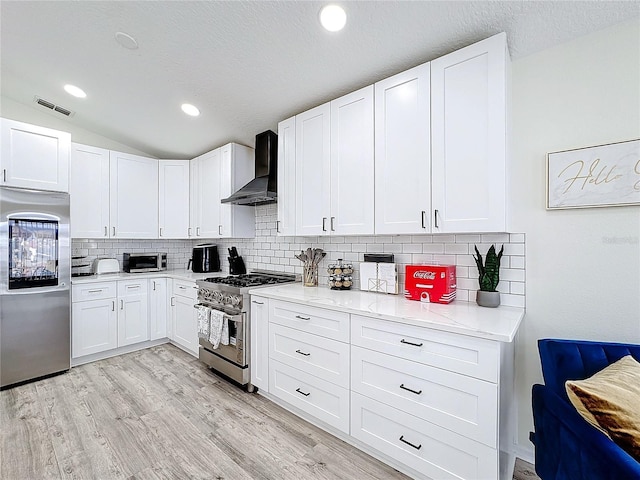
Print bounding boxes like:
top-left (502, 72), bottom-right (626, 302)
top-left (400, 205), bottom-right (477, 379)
top-left (510, 17), bottom-right (640, 458)
top-left (0, 96), bottom-right (153, 157)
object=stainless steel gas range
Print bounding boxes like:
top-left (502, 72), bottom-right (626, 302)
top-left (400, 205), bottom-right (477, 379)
top-left (195, 270), bottom-right (297, 391)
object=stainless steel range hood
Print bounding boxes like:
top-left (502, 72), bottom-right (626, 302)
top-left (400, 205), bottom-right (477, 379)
top-left (221, 130), bottom-right (277, 206)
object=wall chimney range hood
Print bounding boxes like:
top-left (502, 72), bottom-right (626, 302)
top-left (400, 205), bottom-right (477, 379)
top-left (221, 130), bottom-right (278, 206)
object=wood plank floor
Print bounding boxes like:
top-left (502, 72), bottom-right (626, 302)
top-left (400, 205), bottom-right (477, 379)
top-left (1, 344), bottom-right (539, 480)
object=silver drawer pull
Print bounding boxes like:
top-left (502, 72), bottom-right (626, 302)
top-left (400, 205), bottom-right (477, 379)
top-left (252, 301), bottom-right (264, 305)
top-left (295, 315), bottom-right (310, 320)
top-left (88, 289), bottom-right (103, 293)
top-left (400, 339), bottom-right (423, 347)
top-left (399, 435), bottom-right (422, 450)
top-left (295, 387), bottom-right (310, 397)
top-left (295, 349), bottom-right (310, 357)
top-left (127, 285), bottom-right (141, 289)
top-left (399, 384), bottom-right (422, 395)
top-left (179, 286), bottom-right (187, 290)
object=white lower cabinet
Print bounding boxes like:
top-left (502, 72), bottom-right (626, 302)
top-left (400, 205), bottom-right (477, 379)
top-left (72, 283), bottom-right (117, 358)
top-left (170, 279), bottom-right (198, 356)
top-left (149, 278), bottom-right (168, 340)
top-left (351, 392), bottom-right (497, 480)
top-left (254, 298), bottom-right (513, 480)
top-left (72, 280), bottom-right (149, 358)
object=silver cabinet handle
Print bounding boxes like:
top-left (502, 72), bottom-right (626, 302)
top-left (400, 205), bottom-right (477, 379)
top-left (104, 226), bottom-right (108, 237)
top-left (170, 297), bottom-right (175, 306)
top-left (112, 226), bottom-right (116, 237)
top-left (295, 387), bottom-right (310, 397)
top-left (276, 220), bottom-right (281, 233)
top-left (126, 285), bottom-right (140, 290)
top-left (152, 281), bottom-right (156, 291)
top-left (421, 211), bottom-right (426, 229)
top-left (178, 285), bottom-right (187, 290)
top-left (112, 301), bottom-right (115, 311)
top-left (399, 435), bottom-right (422, 450)
top-left (330, 217), bottom-right (335, 231)
top-left (434, 209), bottom-right (439, 229)
top-left (196, 227), bottom-right (201, 236)
top-left (88, 289), bottom-right (103, 293)
top-left (295, 315), bottom-right (310, 320)
top-left (295, 349), bottom-right (310, 357)
top-left (188, 227), bottom-right (192, 237)
top-left (2, 169), bottom-right (6, 182)
top-left (322, 217), bottom-right (327, 232)
top-left (120, 299), bottom-right (124, 310)
top-left (159, 227), bottom-right (163, 237)
top-left (252, 300), bottom-right (264, 305)
top-left (399, 384), bottom-right (423, 395)
top-left (218, 225), bottom-right (222, 235)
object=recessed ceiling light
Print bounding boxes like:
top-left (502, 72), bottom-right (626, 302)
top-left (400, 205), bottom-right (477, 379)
top-left (320, 4), bottom-right (346, 32)
top-left (63, 84), bottom-right (86, 98)
top-left (181, 103), bottom-right (200, 117)
top-left (115, 31), bottom-right (139, 50)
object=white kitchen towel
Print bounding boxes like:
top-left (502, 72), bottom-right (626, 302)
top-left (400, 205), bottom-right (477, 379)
top-left (208, 309), bottom-right (226, 349)
top-left (220, 314), bottom-right (229, 346)
top-left (197, 305), bottom-right (211, 339)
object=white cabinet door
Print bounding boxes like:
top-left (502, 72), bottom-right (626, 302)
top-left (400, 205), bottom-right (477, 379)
top-left (172, 294), bottom-right (198, 355)
top-left (72, 298), bottom-right (117, 358)
top-left (277, 117), bottom-right (296, 236)
top-left (109, 151), bottom-right (158, 238)
top-left (70, 143), bottom-right (110, 238)
top-left (191, 149), bottom-right (221, 238)
top-left (159, 160), bottom-right (190, 239)
top-left (330, 86), bottom-right (374, 235)
top-left (0, 118), bottom-right (70, 192)
top-left (295, 103), bottom-right (331, 236)
top-left (374, 63), bottom-right (431, 234)
top-left (250, 296), bottom-right (269, 392)
top-left (117, 280), bottom-right (149, 347)
top-left (149, 278), bottom-right (168, 340)
top-left (220, 143), bottom-right (255, 238)
top-left (431, 32), bottom-right (508, 233)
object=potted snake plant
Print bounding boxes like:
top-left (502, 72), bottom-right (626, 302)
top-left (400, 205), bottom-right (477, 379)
top-left (472, 244), bottom-right (504, 307)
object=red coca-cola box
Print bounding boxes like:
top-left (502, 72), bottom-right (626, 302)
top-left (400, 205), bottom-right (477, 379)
top-left (404, 265), bottom-right (457, 304)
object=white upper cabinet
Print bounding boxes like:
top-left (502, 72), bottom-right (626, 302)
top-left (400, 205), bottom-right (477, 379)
top-left (109, 151), bottom-right (159, 238)
top-left (295, 86), bottom-right (374, 236)
top-left (159, 160), bottom-right (190, 239)
top-left (295, 103), bottom-right (331, 236)
top-left (277, 117), bottom-right (296, 236)
top-left (330, 86), bottom-right (375, 235)
top-left (190, 143), bottom-right (255, 240)
top-left (374, 63), bottom-right (431, 235)
top-left (1, 118), bottom-right (70, 192)
top-left (70, 143), bottom-right (110, 238)
top-left (431, 32), bottom-right (509, 233)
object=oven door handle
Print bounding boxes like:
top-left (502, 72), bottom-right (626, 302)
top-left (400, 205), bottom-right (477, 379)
top-left (193, 304), bottom-right (244, 323)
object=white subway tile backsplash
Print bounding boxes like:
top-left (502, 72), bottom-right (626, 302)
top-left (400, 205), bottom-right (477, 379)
top-left (73, 205), bottom-right (525, 307)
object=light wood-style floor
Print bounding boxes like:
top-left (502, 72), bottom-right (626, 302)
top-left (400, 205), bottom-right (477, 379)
top-left (1, 344), bottom-right (539, 479)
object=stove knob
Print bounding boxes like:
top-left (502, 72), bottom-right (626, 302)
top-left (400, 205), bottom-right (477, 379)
top-left (212, 291), bottom-right (223, 302)
top-left (230, 295), bottom-right (241, 307)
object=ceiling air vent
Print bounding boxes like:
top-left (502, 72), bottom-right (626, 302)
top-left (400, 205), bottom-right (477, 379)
top-left (34, 96), bottom-right (75, 117)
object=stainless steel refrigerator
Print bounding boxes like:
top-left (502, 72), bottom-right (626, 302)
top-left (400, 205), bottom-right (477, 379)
top-left (0, 186), bottom-right (70, 388)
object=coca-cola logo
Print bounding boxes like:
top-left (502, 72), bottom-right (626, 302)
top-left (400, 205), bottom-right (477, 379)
top-left (413, 271), bottom-right (435, 280)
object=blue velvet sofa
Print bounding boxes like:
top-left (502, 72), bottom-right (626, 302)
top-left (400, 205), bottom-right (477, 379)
top-left (531, 338), bottom-right (640, 479)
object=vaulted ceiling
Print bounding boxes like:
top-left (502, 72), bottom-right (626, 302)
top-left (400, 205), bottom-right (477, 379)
top-left (1, 1), bottom-right (638, 159)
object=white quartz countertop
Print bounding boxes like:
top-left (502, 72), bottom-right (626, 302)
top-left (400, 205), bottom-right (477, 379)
top-left (71, 269), bottom-right (227, 284)
top-left (248, 284), bottom-right (524, 343)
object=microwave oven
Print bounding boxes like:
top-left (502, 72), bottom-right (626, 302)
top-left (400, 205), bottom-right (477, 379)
top-left (123, 253), bottom-right (167, 273)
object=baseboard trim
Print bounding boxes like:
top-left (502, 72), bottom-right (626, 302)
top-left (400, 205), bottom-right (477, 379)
top-left (514, 442), bottom-right (535, 465)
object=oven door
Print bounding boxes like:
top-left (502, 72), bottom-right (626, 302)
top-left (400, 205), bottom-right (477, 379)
top-left (198, 309), bottom-right (246, 366)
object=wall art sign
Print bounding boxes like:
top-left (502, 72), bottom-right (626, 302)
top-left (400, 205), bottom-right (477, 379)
top-left (547, 139), bottom-right (640, 209)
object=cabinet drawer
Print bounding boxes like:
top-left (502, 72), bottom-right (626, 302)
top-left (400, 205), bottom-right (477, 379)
top-left (172, 279), bottom-right (197, 300)
top-left (269, 359), bottom-right (349, 434)
top-left (352, 346), bottom-right (497, 447)
top-left (351, 392), bottom-right (497, 480)
top-left (269, 300), bottom-right (349, 342)
top-left (351, 315), bottom-right (499, 382)
top-left (72, 282), bottom-right (116, 302)
top-left (269, 323), bottom-right (350, 389)
top-left (118, 279), bottom-right (148, 296)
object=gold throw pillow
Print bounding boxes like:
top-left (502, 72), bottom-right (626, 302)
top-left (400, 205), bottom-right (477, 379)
top-left (565, 355), bottom-right (640, 461)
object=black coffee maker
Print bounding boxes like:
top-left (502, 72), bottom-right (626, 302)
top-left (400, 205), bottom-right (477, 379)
top-left (228, 246), bottom-right (246, 275)
top-left (189, 244), bottom-right (220, 273)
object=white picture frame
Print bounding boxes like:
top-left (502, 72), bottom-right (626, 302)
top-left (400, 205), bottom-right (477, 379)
top-left (546, 139), bottom-right (640, 209)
